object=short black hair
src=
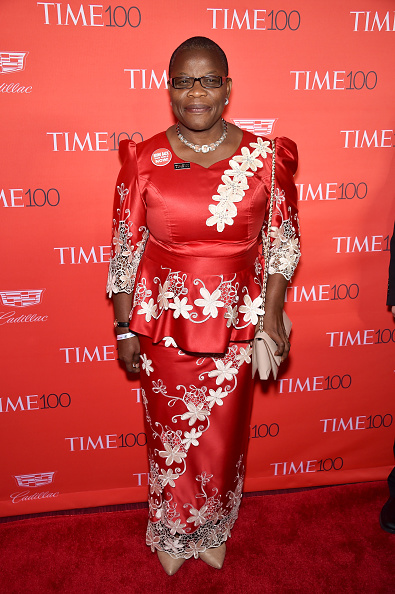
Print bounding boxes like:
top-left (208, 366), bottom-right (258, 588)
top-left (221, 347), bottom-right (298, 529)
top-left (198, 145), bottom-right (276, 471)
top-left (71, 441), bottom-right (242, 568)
top-left (168, 36), bottom-right (228, 76)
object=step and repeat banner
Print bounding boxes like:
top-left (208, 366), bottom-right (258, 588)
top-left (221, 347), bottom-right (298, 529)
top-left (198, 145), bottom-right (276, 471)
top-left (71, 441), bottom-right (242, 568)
top-left (1, 0), bottom-right (394, 517)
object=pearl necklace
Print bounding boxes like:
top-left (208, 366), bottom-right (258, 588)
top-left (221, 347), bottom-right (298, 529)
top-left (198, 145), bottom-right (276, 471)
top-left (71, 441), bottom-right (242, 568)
top-left (176, 119), bottom-right (228, 153)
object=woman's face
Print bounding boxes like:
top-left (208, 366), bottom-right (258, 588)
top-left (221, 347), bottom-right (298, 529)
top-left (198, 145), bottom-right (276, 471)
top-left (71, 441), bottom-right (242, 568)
top-left (169, 48), bottom-right (232, 133)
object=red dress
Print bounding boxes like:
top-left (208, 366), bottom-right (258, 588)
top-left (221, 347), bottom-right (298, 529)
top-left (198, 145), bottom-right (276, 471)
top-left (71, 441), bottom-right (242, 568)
top-left (107, 130), bottom-right (300, 558)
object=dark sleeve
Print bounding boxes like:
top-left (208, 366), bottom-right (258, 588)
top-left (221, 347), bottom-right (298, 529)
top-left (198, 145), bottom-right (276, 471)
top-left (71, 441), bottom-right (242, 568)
top-left (387, 222), bottom-right (395, 306)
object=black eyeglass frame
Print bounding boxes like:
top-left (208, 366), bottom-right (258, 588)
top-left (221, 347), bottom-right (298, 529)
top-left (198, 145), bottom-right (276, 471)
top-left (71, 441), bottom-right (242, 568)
top-left (168, 76), bottom-right (228, 89)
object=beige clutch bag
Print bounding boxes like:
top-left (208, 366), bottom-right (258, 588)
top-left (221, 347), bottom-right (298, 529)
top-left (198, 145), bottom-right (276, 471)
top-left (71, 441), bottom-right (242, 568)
top-left (252, 311), bottom-right (292, 380)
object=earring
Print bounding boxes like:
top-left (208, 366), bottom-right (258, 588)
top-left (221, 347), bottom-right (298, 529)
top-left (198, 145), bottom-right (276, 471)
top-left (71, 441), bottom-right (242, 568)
top-left (170, 101), bottom-right (172, 106)
top-left (225, 98), bottom-right (229, 106)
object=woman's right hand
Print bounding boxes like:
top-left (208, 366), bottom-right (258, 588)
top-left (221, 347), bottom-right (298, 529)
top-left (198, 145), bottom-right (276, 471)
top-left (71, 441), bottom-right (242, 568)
top-left (117, 336), bottom-right (140, 373)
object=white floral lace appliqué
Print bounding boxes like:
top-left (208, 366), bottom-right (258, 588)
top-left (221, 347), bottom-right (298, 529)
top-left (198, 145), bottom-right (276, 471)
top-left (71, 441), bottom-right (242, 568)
top-left (206, 137), bottom-right (272, 232)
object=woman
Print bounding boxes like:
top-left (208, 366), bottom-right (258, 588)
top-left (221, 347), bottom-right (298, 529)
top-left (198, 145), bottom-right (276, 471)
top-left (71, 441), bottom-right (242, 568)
top-left (107, 36), bottom-right (300, 574)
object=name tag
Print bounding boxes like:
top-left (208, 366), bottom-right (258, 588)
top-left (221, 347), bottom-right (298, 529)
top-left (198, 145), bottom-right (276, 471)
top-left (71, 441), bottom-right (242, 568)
top-left (174, 162), bottom-right (191, 170)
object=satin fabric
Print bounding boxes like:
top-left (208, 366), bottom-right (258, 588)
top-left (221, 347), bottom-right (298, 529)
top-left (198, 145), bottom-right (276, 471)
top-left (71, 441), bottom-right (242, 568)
top-left (139, 336), bottom-right (254, 559)
top-left (108, 130), bottom-right (299, 354)
top-left (108, 130), bottom-right (299, 558)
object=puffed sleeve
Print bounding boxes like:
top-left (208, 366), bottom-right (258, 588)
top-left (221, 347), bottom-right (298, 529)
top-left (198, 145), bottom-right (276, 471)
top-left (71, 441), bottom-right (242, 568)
top-left (264, 136), bottom-right (301, 281)
top-left (106, 140), bottom-right (149, 298)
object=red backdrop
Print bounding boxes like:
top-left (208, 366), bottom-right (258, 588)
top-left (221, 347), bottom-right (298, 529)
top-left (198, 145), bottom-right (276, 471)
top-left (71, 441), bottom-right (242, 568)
top-left (0, 0), bottom-right (394, 517)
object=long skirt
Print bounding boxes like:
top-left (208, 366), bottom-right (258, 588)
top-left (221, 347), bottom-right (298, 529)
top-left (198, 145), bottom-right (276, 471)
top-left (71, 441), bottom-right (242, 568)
top-left (139, 335), bottom-right (255, 560)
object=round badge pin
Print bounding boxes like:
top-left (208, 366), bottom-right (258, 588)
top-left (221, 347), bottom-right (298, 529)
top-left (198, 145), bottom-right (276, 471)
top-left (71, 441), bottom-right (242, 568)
top-left (151, 148), bottom-right (172, 166)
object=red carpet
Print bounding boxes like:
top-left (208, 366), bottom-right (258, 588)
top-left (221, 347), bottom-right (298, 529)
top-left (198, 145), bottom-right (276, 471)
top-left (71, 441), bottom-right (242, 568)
top-left (1, 481), bottom-right (394, 594)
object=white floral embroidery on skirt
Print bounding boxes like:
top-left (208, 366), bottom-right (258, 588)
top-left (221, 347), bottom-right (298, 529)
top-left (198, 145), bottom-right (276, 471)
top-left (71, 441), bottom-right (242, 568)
top-left (139, 337), bottom-right (254, 559)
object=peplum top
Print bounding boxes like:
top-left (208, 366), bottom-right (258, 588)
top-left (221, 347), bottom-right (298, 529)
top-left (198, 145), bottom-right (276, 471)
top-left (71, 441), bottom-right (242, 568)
top-left (106, 130), bottom-right (300, 354)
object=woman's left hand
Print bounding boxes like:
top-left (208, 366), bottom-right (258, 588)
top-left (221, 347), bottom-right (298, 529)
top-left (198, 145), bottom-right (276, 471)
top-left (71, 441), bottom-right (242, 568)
top-left (256, 305), bottom-right (290, 362)
top-left (255, 272), bottom-right (291, 362)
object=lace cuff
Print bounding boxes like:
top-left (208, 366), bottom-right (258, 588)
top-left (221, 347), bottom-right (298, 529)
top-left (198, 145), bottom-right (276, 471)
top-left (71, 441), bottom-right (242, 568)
top-left (106, 221), bottom-right (148, 297)
top-left (268, 219), bottom-right (301, 280)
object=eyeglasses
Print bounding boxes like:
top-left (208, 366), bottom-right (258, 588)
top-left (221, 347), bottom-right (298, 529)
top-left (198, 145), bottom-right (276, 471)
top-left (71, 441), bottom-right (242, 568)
top-left (168, 76), bottom-right (228, 89)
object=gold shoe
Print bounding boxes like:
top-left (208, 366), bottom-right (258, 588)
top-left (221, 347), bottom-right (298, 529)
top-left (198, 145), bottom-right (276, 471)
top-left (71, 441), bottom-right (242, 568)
top-left (199, 543), bottom-right (226, 569)
top-left (157, 550), bottom-right (186, 575)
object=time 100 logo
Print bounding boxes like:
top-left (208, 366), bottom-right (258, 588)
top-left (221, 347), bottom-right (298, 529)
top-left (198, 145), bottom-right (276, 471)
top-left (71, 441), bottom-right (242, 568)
top-left (38, 4), bottom-right (141, 27)
top-left (1, 188), bottom-right (60, 208)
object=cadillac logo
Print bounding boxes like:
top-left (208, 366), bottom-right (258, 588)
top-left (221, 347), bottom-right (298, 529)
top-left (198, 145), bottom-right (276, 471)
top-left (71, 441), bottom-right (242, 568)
top-left (0, 52), bottom-right (28, 74)
top-left (232, 119), bottom-right (277, 136)
top-left (0, 289), bottom-right (44, 307)
top-left (14, 472), bottom-right (55, 487)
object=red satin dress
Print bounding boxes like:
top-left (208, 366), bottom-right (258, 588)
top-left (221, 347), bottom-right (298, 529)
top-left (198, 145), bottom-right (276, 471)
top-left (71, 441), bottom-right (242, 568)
top-left (107, 130), bottom-right (300, 559)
